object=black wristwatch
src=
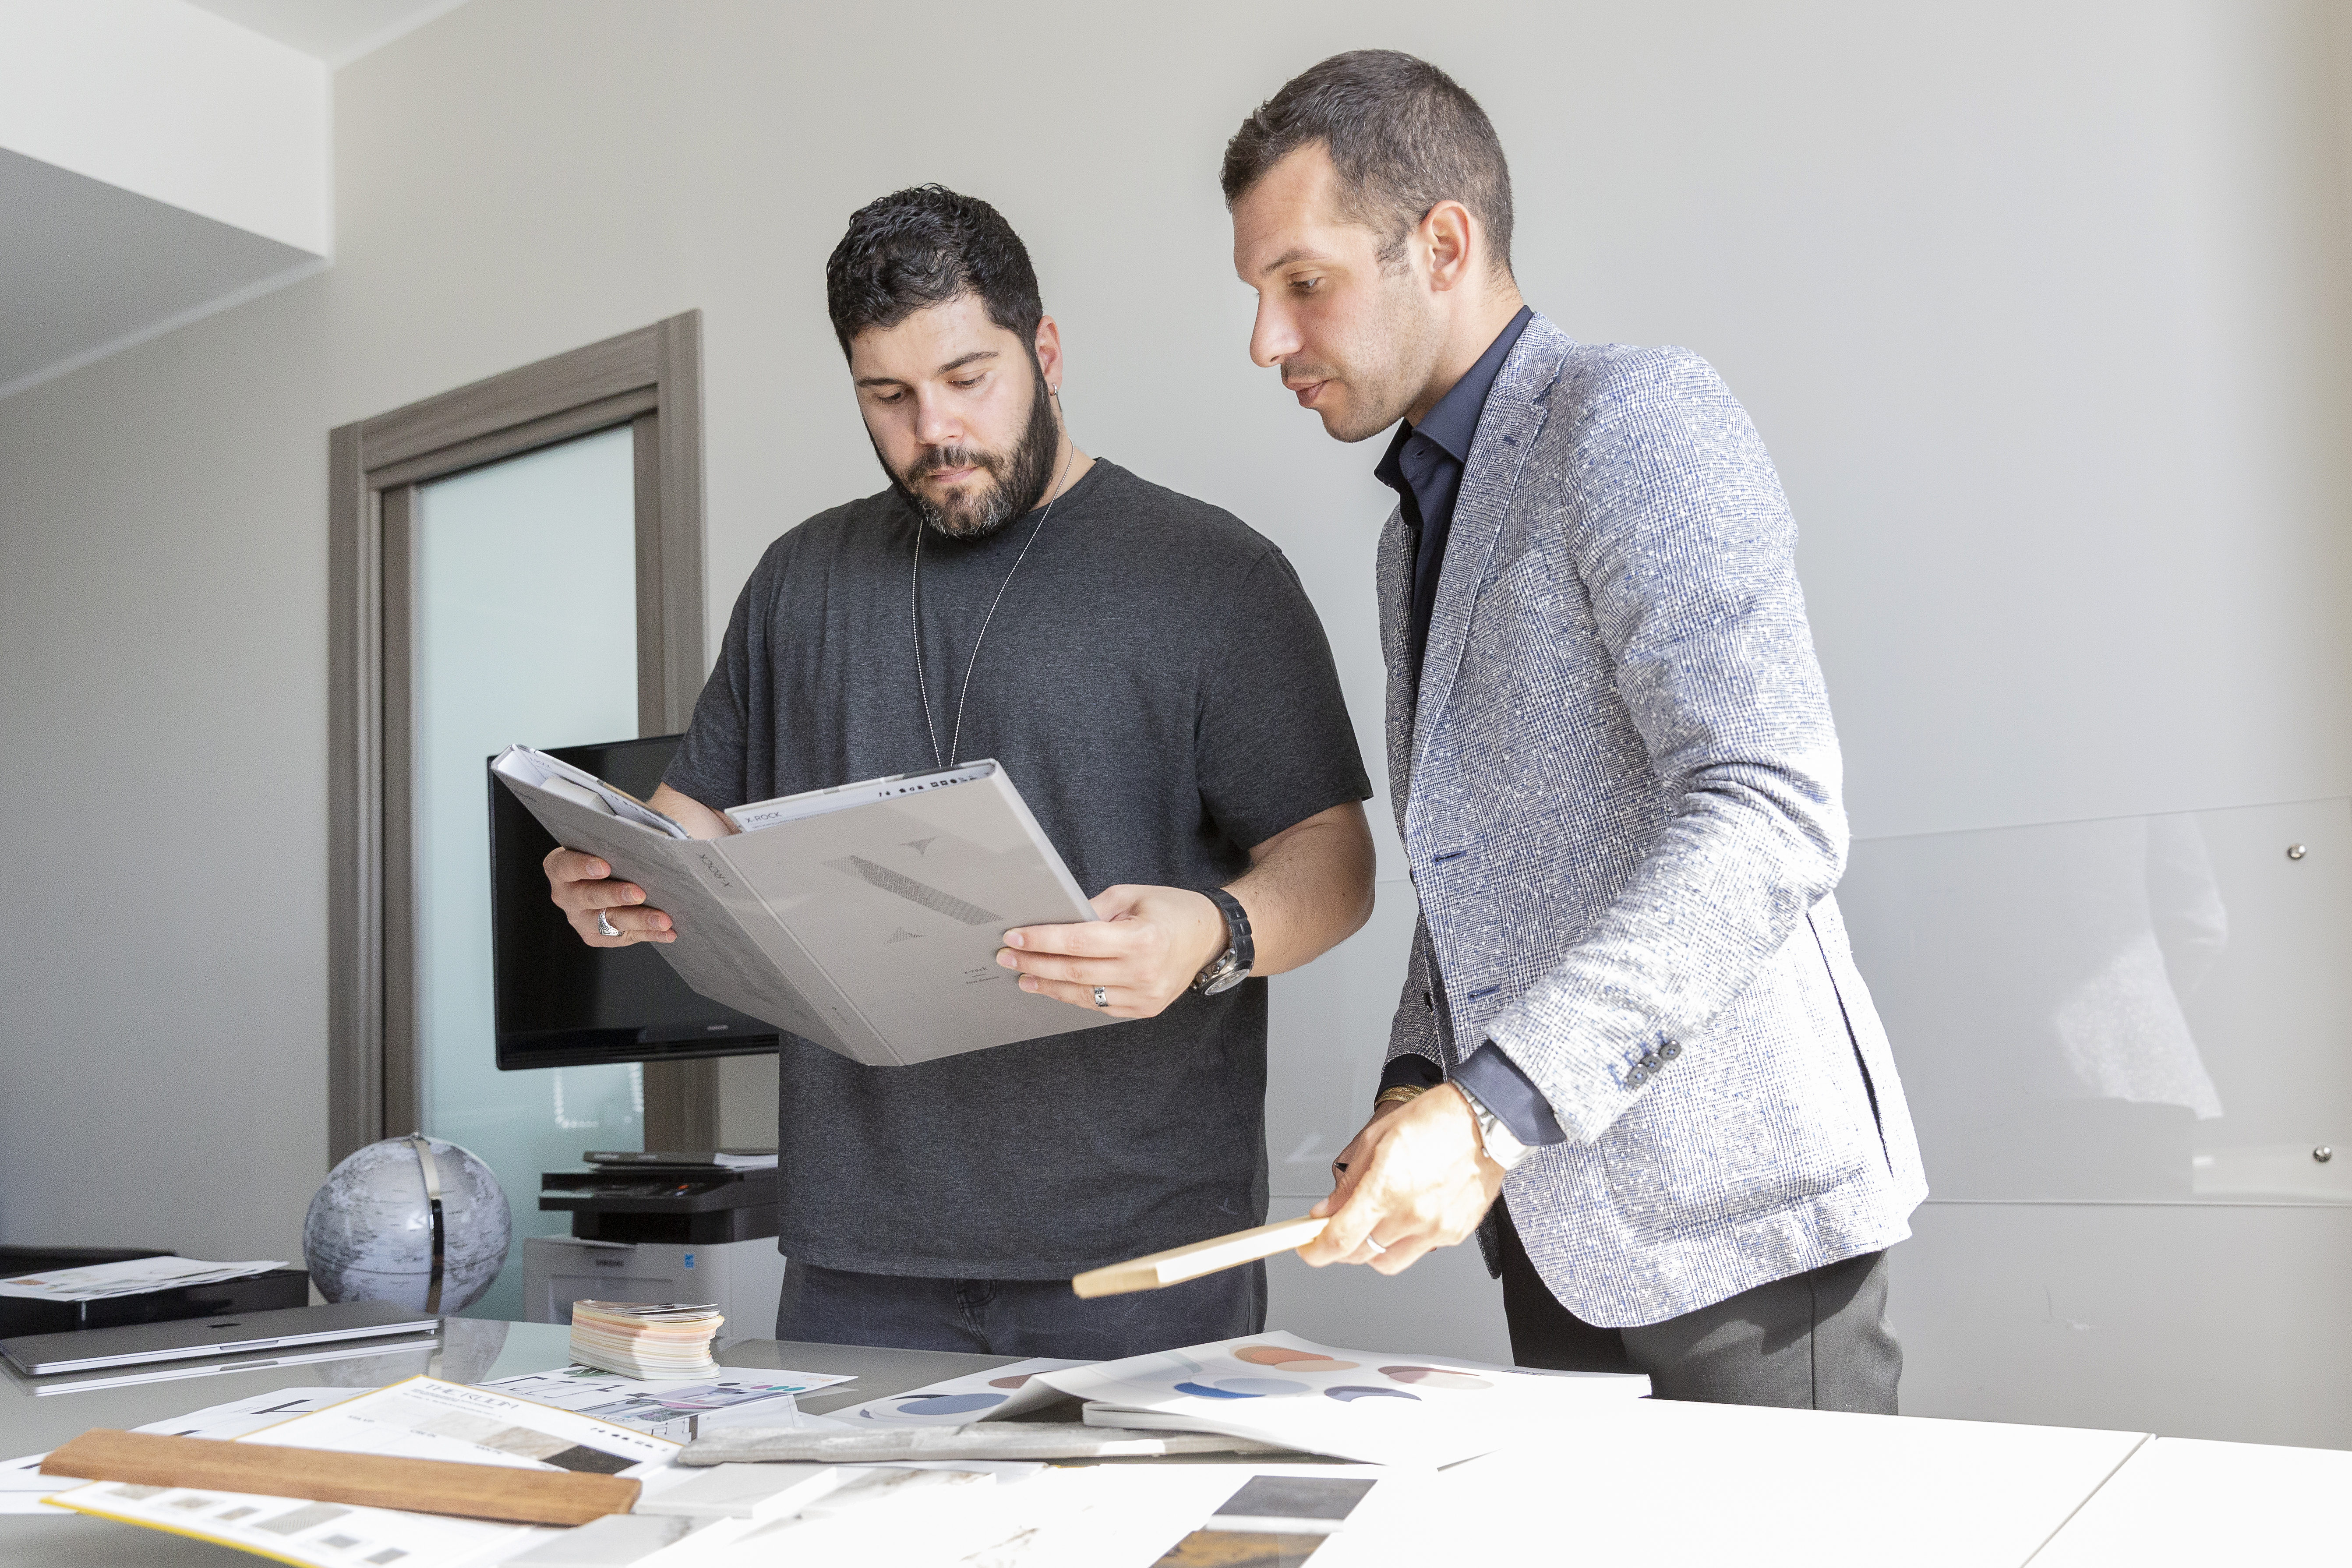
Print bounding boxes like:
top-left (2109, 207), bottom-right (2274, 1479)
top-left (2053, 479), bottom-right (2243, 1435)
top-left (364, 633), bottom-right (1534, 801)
top-left (1191, 887), bottom-right (1256, 996)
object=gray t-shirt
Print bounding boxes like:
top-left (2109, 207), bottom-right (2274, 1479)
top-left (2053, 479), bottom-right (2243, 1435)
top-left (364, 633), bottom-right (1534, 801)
top-left (664, 460), bottom-right (1371, 1277)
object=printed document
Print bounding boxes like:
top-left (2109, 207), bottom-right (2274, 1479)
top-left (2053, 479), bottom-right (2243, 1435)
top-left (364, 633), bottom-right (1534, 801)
top-left (495, 748), bottom-right (1118, 1065)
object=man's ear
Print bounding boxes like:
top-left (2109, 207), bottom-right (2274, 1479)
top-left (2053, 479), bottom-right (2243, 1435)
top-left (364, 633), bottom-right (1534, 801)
top-left (1421, 201), bottom-right (1476, 294)
top-left (1034, 315), bottom-right (1066, 394)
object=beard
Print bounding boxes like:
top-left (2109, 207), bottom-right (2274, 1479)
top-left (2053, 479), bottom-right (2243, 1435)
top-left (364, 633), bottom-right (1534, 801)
top-left (880, 365), bottom-right (1061, 540)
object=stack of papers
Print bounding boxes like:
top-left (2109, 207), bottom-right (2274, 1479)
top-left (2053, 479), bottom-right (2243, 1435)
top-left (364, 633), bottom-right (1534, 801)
top-left (568, 1302), bottom-right (723, 1378)
top-left (0, 1255), bottom-right (287, 1303)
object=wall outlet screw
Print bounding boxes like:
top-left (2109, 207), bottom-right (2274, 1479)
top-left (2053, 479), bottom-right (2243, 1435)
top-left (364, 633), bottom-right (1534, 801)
top-left (2287, 844), bottom-right (2306, 860)
top-left (2316, 1147), bottom-right (2334, 1164)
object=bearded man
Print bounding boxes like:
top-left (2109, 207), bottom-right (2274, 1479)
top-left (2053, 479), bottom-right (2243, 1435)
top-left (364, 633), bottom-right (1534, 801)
top-left (544, 184), bottom-right (1375, 1357)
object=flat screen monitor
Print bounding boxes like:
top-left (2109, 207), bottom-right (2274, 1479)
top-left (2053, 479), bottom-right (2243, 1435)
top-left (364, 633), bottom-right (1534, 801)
top-left (489, 733), bottom-right (781, 1070)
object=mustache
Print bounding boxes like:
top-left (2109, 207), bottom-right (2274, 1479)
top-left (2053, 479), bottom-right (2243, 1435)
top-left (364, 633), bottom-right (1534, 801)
top-left (1279, 360), bottom-right (1341, 387)
top-left (912, 446), bottom-right (1003, 480)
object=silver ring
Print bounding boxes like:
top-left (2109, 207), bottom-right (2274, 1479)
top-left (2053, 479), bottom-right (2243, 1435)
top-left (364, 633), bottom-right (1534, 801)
top-left (1363, 1235), bottom-right (1388, 1256)
top-left (1093, 986), bottom-right (1109, 1009)
top-left (597, 910), bottom-right (620, 938)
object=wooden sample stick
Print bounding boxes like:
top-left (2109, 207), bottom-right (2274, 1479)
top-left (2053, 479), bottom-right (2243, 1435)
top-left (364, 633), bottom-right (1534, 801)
top-left (1072, 1215), bottom-right (1330, 1299)
top-left (42, 1430), bottom-right (640, 1527)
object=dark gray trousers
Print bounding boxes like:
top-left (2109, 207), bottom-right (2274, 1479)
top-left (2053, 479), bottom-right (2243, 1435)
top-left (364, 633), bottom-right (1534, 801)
top-left (1494, 1203), bottom-right (1901, 1412)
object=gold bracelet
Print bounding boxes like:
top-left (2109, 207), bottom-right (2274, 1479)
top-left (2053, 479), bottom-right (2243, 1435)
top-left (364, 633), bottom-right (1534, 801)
top-left (1373, 1085), bottom-right (1427, 1111)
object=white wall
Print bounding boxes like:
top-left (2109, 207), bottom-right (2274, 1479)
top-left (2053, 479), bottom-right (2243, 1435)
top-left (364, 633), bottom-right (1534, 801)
top-left (2, 0), bottom-right (2346, 1437)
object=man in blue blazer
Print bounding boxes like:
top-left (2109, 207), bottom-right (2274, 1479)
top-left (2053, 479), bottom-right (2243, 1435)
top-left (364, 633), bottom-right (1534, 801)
top-left (1224, 51), bottom-right (1928, 1409)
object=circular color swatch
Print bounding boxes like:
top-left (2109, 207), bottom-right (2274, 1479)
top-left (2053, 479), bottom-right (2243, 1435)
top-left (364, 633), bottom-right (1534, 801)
top-left (1379, 1366), bottom-right (1493, 1391)
top-left (1173, 1381), bottom-right (1258, 1399)
top-left (1233, 1346), bottom-right (1360, 1372)
top-left (987, 1374), bottom-right (1035, 1390)
top-left (894, 1392), bottom-right (1004, 1416)
top-left (1325, 1385), bottom-right (1419, 1402)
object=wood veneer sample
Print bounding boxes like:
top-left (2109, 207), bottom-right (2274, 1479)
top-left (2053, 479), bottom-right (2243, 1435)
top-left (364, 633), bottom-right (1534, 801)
top-left (1072, 1215), bottom-right (1329, 1298)
top-left (42, 1430), bottom-right (640, 1526)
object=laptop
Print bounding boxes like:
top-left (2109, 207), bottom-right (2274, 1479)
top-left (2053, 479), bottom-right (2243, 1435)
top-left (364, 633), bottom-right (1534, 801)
top-left (0, 1299), bottom-right (438, 1377)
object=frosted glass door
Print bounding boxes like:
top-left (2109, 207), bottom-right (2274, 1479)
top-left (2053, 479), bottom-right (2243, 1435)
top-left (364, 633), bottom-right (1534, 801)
top-left (413, 425), bottom-right (643, 1319)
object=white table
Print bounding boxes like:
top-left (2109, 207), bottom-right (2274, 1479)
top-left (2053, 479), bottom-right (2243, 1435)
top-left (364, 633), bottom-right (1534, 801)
top-left (1398, 1396), bottom-right (2150, 1567)
top-left (2031, 1434), bottom-right (2352, 1564)
top-left (7, 1321), bottom-right (2339, 1566)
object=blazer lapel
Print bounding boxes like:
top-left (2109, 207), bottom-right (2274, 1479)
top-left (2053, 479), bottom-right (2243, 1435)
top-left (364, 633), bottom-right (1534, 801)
top-left (1408, 317), bottom-right (1572, 798)
top-left (1374, 503), bottom-right (1415, 835)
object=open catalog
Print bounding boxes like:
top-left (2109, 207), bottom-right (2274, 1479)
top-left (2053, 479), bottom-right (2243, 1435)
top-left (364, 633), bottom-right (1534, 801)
top-left (492, 747), bottom-right (1117, 1067)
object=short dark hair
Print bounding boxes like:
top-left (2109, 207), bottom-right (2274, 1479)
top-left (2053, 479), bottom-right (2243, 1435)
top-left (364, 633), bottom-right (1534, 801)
top-left (824, 184), bottom-right (1043, 357)
top-left (1222, 50), bottom-right (1513, 275)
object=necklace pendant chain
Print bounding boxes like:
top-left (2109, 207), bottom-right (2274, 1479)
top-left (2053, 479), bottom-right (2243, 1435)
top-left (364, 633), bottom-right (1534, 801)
top-left (911, 444), bottom-right (1076, 771)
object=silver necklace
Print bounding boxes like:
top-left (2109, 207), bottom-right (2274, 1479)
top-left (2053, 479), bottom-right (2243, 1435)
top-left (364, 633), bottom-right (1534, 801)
top-left (911, 439), bottom-right (1076, 770)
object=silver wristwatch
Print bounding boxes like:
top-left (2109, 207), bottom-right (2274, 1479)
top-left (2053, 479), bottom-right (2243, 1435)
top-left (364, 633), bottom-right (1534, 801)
top-left (1454, 1079), bottom-right (1533, 1171)
top-left (1191, 888), bottom-right (1255, 996)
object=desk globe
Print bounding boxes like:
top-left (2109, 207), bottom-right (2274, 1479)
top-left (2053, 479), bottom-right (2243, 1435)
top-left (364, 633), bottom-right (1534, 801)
top-left (302, 1135), bottom-right (511, 1314)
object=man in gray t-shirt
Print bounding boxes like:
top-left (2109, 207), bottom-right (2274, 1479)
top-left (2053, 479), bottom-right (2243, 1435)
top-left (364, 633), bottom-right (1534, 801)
top-left (544, 185), bottom-right (1374, 1358)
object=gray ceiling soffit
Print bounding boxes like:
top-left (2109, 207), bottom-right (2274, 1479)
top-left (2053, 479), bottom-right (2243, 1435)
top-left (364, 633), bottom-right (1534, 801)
top-left (0, 147), bottom-right (322, 402)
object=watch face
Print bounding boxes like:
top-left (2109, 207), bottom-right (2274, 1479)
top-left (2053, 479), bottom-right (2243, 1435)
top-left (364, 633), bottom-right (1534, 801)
top-left (1203, 968), bottom-right (1250, 996)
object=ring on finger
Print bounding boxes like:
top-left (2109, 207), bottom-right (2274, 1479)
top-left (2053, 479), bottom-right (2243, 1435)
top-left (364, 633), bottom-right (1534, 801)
top-left (597, 910), bottom-right (620, 938)
top-left (1363, 1235), bottom-right (1388, 1256)
top-left (1093, 986), bottom-right (1110, 1009)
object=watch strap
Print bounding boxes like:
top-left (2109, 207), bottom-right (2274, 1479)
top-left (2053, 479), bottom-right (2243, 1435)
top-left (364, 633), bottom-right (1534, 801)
top-left (1203, 887), bottom-right (1254, 972)
top-left (1191, 887), bottom-right (1255, 994)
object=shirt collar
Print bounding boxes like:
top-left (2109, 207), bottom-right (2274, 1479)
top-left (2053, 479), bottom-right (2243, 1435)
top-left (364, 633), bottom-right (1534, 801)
top-left (1407, 304), bottom-right (1535, 466)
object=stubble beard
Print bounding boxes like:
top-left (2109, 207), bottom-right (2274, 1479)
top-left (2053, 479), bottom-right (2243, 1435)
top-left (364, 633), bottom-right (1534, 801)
top-left (881, 366), bottom-right (1062, 540)
top-left (1307, 274), bottom-right (1446, 444)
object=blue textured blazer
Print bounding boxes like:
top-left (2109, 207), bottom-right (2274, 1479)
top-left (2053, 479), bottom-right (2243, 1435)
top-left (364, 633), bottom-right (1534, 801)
top-left (1382, 314), bottom-right (1928, 1327)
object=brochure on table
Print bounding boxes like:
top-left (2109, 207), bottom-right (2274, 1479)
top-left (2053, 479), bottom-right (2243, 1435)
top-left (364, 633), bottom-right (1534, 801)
top-left (1029, 1330), bottom-right (1649, 1468)
top-left (828, 1356), bottom-right (1086, 1427)
top-left (475, 1365), bottom-right (852, 1441)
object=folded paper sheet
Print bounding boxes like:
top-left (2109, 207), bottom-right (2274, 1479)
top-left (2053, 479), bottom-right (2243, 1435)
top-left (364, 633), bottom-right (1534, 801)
top-left (1030, 1330), bottom-right (1650, 1468)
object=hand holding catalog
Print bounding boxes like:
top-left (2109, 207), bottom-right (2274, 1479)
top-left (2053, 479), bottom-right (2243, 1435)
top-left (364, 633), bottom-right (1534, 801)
top-left (493, 747), bottom-right (1118, 1067)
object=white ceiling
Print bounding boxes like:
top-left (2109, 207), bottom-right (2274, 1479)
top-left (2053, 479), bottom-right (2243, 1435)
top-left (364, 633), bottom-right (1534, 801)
top-left (182, 0), bottom-right (474, 67)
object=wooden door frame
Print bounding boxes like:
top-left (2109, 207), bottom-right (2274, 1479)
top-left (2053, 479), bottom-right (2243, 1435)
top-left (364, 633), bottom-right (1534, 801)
top-left (326, 311), bottom-right (717, 1165)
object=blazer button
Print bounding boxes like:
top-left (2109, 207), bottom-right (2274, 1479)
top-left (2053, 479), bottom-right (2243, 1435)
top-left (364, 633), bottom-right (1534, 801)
top-left (1640, 1052), bottom-right (1663, 1072)
top-left (1625, 1068), bottom-right (1649, 1088)
top-left (1660, 1041), bottom-right (1682, 1060)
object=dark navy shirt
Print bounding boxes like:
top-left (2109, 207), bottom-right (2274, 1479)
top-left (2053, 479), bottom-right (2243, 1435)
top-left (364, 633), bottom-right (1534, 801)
top-left (1372, 307), bottom-right (1564, 1150)
top-left (1375, 306), bottom-right (1533, 691)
